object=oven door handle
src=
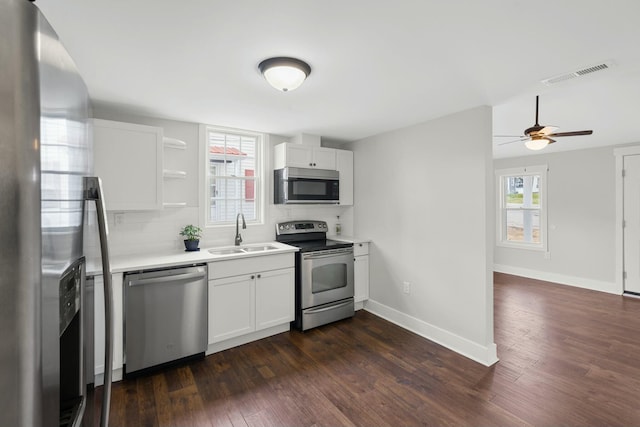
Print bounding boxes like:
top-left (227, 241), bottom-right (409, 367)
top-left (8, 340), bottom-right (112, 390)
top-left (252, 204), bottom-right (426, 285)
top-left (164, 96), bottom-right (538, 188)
top-left (305, 300), bottom-right (353, 314)
top-left (303, 250), bottom-right (353, 260)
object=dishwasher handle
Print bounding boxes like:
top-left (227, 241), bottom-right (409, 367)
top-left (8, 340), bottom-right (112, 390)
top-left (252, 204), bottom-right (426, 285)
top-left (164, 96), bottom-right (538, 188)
top-left (128, 270), bottom-right (206, 287)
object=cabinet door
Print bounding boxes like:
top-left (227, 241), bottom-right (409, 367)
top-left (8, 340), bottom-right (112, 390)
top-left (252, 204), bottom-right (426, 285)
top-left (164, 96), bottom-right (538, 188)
top-left (336, 149), bottom-right (353, 205)
top-left (354, 255), bottom-right (370, 303)
top-left (208, 275), bottom-right (255, 344)
top-left (286, 144), bottom-right (314, 168)
top-left (313, 147), bottom-right (337, 169)
top-left (255, 268), bottom-right (295, 330)
top-left (93, 119), bottom-right (163, 211)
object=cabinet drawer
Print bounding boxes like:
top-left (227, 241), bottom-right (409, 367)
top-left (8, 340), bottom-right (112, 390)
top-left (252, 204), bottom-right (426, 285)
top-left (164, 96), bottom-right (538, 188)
top-left (208, 253), bottom-right (294, 280)
top-left (353, 242), bottom-right (369, 256)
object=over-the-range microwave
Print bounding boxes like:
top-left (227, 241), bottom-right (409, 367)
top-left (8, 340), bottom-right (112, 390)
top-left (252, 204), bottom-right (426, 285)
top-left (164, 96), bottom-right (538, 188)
top-left (274, 167), bottom-right (339, 204)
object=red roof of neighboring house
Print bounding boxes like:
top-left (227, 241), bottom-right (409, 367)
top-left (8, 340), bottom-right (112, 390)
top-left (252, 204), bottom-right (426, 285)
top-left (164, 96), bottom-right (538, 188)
top-left (210, 146), bottom-right (247, 156)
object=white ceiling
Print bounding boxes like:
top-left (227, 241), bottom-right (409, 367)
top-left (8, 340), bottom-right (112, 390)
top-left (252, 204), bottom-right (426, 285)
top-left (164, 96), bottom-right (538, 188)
top-left (35, 0), bottom-right (640, 158)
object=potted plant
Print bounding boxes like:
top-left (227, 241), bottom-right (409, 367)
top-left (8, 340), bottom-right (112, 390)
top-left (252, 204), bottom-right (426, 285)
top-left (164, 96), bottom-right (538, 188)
top-left (180, 224), bottom-right (202, 251)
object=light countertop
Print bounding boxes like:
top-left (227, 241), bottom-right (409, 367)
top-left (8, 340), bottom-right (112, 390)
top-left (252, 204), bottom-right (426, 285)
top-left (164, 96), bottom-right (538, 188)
top-left (87, 241), bottom-right (299, 276)
top-left (327, 235), bottom-right (371, 244)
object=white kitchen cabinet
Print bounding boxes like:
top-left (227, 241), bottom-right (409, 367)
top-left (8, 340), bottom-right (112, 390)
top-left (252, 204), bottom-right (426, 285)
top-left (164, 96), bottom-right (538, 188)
top-left (92, 119), bottom-right (163, 211)
top-left (354, 242), bottom-right (370, 304)
top-left (208, 274), bottom-right (255, 343)
top-left (274, 143), bottom-right (336, 170)
top-left (255, 268), bottom-right (295, 330)
top-left (207, 253), bottom-right (295, 347)
top-left (92, 272), bottom-right (124, 384)
top-left (336, 149), bottom-right (354, 206)
top-left (162, 136), bottom-right (188, 208)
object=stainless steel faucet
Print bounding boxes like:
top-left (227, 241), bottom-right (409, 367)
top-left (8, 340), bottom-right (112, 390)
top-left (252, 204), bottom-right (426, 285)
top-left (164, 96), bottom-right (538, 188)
top-left (235, 213), bottom-right (246, 246)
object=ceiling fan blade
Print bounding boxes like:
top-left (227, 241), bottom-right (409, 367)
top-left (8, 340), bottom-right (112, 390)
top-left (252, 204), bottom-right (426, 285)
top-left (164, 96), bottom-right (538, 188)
top-left (498, 137), bottom-right (529, 146)
top-left (494, 135), bottom-right (524, 138)
top-left (546, 138), bottom-right (557, 144)
top-left (548, 130), bottom-right (593, 137)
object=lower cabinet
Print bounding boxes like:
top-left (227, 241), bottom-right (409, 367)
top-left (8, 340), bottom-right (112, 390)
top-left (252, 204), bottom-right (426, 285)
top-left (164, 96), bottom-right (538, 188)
top-left (255, 268), bottom-right (295, 330)
top-left (208, 253), bottom-right (295, 346)
top-left (354, 242), bottom-right (370, 304)
top-left (208, 274), bottom-right (255, 344)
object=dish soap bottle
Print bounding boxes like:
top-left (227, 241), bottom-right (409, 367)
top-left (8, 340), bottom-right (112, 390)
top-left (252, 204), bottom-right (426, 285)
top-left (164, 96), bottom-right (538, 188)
top-left (336, 216), bottom-right (342, 235)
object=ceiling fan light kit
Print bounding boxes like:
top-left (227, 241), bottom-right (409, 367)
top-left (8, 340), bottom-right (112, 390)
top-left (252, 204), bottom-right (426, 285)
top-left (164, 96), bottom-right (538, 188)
top-left (525, 137), bottom-right (551, 151)
top-left (497, 95), bottom-right (593, 151)
top-left (258, 57), bottom-right (311, 92)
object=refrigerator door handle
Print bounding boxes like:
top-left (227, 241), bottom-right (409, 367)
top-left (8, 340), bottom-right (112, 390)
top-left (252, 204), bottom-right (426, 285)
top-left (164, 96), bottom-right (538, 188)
top-left (84, 177), bottom-right (113, 427)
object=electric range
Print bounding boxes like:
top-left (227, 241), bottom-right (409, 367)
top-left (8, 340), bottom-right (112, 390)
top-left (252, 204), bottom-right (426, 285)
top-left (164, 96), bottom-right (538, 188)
top-left (275, 220), bottom-right (355, 330)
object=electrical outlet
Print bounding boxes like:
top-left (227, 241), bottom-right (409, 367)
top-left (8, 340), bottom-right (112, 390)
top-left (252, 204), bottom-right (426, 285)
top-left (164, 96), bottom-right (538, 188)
top-left (114, 212), bottom-right (124, 228)
top-left (403, 281), bottom-right (411, 294)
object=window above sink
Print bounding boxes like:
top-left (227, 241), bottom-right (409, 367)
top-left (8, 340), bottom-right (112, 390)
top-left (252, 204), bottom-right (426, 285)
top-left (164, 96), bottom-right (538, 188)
top-left (199, 125), bottom-right (265, 228)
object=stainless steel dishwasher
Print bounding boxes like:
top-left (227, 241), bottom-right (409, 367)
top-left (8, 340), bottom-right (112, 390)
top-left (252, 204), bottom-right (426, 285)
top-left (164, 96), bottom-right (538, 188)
top-left (124, 264), bottom-right (207, 376)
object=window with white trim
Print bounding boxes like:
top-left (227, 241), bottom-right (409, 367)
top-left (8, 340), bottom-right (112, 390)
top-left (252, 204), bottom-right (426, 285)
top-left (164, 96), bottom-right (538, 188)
top-left (202, 126), bottom-right (263, 225)
top-left (496, 165), bottom-right (547, 250)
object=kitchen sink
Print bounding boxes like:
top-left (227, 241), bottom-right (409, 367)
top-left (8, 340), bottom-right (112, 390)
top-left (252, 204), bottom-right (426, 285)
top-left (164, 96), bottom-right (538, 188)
top-left (208, 244), bottom-right (279, 256)
top-left (208, 248), bottom-right (246, 255)
top-left (242, 245), bottom-right (278, 252)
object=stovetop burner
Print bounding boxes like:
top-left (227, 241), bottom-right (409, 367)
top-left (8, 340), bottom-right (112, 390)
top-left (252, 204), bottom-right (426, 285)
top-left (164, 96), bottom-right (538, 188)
top-left (275, 220), bottom-right (353, 252)
top-left (285, 238), bottom-right (353, 253)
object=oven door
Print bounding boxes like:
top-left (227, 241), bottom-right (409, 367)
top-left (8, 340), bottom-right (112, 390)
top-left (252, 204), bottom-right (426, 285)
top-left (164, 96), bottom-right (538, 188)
top-left (301, 248), bottom-right (354, 309)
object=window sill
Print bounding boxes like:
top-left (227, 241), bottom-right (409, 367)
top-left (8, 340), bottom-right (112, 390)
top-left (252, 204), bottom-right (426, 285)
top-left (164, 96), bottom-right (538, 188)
top-left (496, 241), bottom-right (546, 252)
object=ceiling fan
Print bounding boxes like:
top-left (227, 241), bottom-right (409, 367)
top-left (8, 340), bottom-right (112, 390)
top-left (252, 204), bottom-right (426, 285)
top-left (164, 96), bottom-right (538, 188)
top-left (495, 96), bottom-right (593, 150)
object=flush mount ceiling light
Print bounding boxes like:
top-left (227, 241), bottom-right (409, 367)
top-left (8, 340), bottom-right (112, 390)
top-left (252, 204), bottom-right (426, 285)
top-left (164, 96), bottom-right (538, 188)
top-left (258, 57), bottom-right (311, 92)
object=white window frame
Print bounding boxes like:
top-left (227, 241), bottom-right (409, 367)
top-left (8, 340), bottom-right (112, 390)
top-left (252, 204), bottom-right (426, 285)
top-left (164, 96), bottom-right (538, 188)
top-left (496, 165), bottom-right (548, 251)
top-left (198, 124), bottom-right (266, 228)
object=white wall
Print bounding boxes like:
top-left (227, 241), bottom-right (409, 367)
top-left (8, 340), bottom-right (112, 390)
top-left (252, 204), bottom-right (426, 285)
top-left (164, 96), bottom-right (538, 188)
top-left (347, 106), bottom-right (497, 366)
top-left (89, 107), bottom-right (353, 257)
top-left (494, 146), bottom-right (617, 293)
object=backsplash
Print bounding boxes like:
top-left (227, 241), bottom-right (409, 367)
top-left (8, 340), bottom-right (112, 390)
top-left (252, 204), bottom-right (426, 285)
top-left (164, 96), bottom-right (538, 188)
top-left (85, 205), bottom-right (354, 261)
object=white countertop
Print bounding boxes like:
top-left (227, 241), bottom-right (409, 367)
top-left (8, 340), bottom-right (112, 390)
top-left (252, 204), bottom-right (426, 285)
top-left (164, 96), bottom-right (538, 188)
top-left (87, 241), bottom-right (299, 276)
top-left (327, 235), bottom-right (371, 244)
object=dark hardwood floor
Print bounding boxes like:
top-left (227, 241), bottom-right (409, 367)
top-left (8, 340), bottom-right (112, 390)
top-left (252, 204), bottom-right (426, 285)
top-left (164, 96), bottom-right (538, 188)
top-left (103, 273), bottom-right (640, 426)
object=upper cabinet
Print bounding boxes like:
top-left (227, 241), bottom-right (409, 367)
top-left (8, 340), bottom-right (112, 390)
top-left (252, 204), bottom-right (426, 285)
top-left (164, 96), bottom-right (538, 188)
top-left (336, 149), bottom-right (353, 206)
top-left (274, 143), bottom-right (336, 170)
top-left (273, 142), bottom-right (354, 206)
top-left (92, 119), bottom-right (163, 211)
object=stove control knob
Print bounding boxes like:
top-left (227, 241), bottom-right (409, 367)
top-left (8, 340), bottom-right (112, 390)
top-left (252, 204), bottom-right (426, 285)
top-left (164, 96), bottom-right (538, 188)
top-left (285, 224), bottom-right (290, 230)
top-left (279, 225), bottom-right (284, 230)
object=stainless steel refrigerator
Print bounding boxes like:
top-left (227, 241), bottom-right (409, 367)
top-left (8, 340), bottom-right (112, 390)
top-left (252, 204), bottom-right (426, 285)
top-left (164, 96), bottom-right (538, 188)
top-left (0, 0), bottom-right (114, 426)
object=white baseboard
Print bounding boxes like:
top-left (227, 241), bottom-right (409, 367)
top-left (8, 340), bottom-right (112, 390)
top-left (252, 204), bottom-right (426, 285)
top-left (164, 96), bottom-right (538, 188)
top-left (94, 367), bottom-right (123, 386)
top-left (206, 323), bottom-right (290, 355)
top-left (364, 300), bottom-right (498, 367)
top-left (493, 264), bottom-right (621, 295)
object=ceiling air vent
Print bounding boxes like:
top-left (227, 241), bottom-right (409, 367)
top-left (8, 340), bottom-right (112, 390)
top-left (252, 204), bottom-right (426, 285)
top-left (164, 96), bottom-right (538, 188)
top-left (541, 61), bottom-right (614, 85)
